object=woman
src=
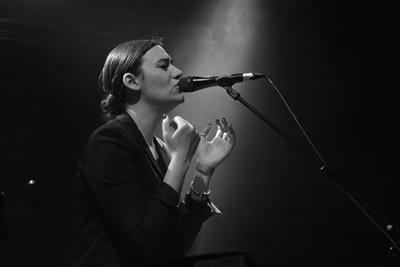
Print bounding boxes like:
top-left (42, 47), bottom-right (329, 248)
top-left (75, 36), bottom-right (236, 267)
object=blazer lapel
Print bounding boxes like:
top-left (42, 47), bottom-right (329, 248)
top-left (116, 113), bottom-right (165, 180)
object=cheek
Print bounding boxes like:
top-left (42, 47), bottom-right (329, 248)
top-left (151, 76), bottom-right (170, 89)
top-left (142, 71), bottom-right (170, 92)
top-left (147, 74), bottom-right (163, 86)
top-left (150, 77), bottom-right (158, 85)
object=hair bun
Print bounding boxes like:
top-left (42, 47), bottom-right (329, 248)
top-left (100, 94), bottom-right (124, 121)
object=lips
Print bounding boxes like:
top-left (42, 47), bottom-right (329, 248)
top-left (174, 81), bottom-right (182, 92)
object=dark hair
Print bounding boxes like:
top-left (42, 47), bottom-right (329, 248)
top-left (99, 36), bottom-right (163, 121)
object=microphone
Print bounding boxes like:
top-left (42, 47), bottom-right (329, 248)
top-left (179, 73), bottom-right (265, 92)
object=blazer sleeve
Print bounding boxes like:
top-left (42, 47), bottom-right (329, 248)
top-left (180, 191), bottom-right (222, 252)
top-left (155, 137), bottom-right (222, 253)
top-left (78, 123), bottom-right (186, 262)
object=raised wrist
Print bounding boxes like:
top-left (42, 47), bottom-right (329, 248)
top-left (190, 174), bottom-right (211, 202)
top-left (195, 161), bottom-right (215, 176)
top-left (169, 156), bottom-right (191, 170)
top-left (190, 181), bottom-right (211, 200)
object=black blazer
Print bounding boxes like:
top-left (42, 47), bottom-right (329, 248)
top-left (75, 113), bottom-right (219, 267)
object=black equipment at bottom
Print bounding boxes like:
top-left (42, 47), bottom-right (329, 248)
top-left (138, 251), bottom-right (263, 267)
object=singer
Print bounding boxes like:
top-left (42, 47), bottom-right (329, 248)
top-left (75, 35), bottom-right (236, 267)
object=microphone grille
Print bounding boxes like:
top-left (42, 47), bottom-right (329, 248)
top-left (179, 77), bottom-right (192, 92)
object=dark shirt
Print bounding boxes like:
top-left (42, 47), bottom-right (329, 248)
top-left (75, 113), bottom-right (220, 267)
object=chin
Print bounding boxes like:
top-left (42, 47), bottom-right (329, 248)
top-left (164, 95), bottom-right (184, 112)
top-left (174, 92), bottom-right (185, 104)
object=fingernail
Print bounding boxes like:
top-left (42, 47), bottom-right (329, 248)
top-left (207, 123), bottom-right (212, 126)
top-left (223, 117), bottom-right (227, 121)
top-left (163, 114), bottom-right (167, 119)
top-left (216, 119), bottom-right (220, 124)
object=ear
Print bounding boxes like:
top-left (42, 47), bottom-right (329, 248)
top-left (123, 73), bottom-right (142, 91)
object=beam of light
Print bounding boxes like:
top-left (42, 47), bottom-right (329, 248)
top-left (167, 0), bottom-right (269, 257)
top-left (170, 0), bottom-right (267, 125)
top-left (174, 0), bottom-right (264, 76)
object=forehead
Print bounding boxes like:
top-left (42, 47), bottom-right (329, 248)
top-left (141, 45), bottom-right (170, 65)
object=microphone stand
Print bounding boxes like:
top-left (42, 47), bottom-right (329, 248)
top-left (223, 84), bottom-right (400, 266)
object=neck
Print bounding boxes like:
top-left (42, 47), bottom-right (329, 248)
top-left (125, 104), bottom-right (164, 147)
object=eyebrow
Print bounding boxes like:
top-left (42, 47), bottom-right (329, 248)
top-left (155, 57), bottom-right (173, 65)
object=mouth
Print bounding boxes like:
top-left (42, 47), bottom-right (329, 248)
top-left (174, 81), bottom-right (182, 92)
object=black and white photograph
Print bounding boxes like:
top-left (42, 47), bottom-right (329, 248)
top-left (0, 1), bottom-right (399, 266)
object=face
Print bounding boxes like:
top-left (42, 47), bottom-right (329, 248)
top-left (138, 45), bottom-right (183, 110)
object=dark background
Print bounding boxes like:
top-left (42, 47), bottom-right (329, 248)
top-left (0, 0), bottom-right (399, 266)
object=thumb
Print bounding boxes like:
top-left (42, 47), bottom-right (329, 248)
top-left (162, 114), bottom-right (172, 137)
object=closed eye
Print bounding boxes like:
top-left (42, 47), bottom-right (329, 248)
top-left (160, 64), bottom-right (169, 70)
top-left (157, 58), bottom-right (173, 70)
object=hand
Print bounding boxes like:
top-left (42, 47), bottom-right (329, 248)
top-left (196, 118), bottom-right (236, 168)
top-left (162, 115), bottom-right (200, 164)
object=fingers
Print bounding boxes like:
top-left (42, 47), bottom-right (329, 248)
top-left (162, 114), bottom-right (174, 136)
top-left (215, 119), bottom-right (224, 138)
top-left (227, 120), bottom-right (236, 140)
top-left (164, 115), bottom-right (196, 134)
top-left (199, 123), bottom-right (212, 141)
top-left (217, 118), bottom-right (236, 144)
top-left (163, 115), bottom-right (200, 160)
top-left (165, 116), bottom-right (235, 145)
top-left (172, 116), bottom-right (186, 134)
top-left (172, 117), bottom-right (200, 156)
top-left (175, 116), bottom-right (198, 138)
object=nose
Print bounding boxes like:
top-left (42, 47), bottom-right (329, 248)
top-left (172, 65), bottom-right (183, 79)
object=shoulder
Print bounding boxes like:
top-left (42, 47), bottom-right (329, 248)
top-left (93, 119), bottom-right (125, 135)
top-left (84, 118), bottom-right (138, 152)
top-left (87, 119), bottom-right (127, 143)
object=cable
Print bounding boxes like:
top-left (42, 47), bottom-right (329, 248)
top-left (265, 74), bottom-right (400, 252)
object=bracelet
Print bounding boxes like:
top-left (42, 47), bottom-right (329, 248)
top-left (195, 162), bottom-right (215, 175)
top-left (190, 181), bottom-right (211, 200)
